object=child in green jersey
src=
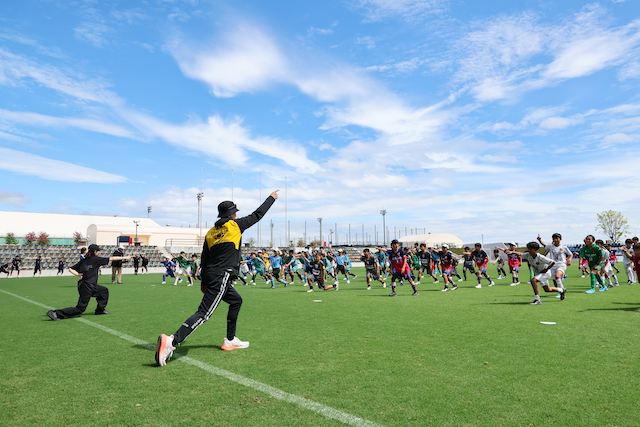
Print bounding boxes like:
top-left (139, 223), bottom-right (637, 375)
top-left (579, 235), bottom-right (606, 293)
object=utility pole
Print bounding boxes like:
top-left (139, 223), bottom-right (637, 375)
top-left (133, 220), bottom-right (140, 244)
top-left (147, 206), bottom-right (152, 218)
top-left (197, 165), bottom-right (204, 245)
top-left (270, 220), bottom-right (274, 247)
top-left (380, 210), bottom-right (387, 246)
top-left (285, 177), bottom-right (288, 247)
top-left (317, 217), bottom-right (323, 247)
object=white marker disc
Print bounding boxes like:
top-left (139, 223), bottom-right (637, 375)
top-left (540, 321), bottom-right (556, 325)
top-left (313, 300), bottom-right (322, 302)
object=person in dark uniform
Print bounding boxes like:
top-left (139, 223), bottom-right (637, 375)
top-left (57, 258), bottom-right (65, 276)
top-left (46, 244), bottom-right (131, 320)
top-left (155, 190), bottom-right (279, 366)
top-left (10, 255), bottom-right (22, 277)
top-left (33, 256), bottom-right (42, 277)
top-left (133, 254), bottom-right (140, 275)
top-left (1, 263), bottom-right (9, 277)
top-left (141, 255), bottom-right (149, 274)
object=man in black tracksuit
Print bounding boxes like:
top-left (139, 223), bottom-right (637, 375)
top-left (155, 190), bottom-right (279, 366)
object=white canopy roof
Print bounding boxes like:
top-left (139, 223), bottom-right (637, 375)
top-left (397, 233), bottom-right (463, 248)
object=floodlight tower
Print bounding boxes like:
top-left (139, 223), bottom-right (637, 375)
top-left (380, 210), bottom-right (387, 245)
top-left (147, 206), bottom-right (152, 218)
top-left (133, 220), bottom-right (140, 244)
top-left (317, 217), bottom-right (323, 247)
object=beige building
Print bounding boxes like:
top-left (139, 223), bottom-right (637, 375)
top-left (0, 211), bottom-right (205, 248)
top-left (398, 233), bottom-right (464, 249)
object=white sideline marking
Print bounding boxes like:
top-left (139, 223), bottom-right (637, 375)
top-left (0, 288), bottom-right (383, 427)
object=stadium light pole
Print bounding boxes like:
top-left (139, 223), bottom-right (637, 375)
top-left (317, 217), bottom-right (323, 247)
top-left (147, 206), bottom-right (152, 218)
top-left (133, 220), bottom-right (139, 244)
top-left (380, 210), bottom-right (387, 246)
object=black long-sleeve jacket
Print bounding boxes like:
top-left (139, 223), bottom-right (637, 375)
top-left (201, 195), bottom-right (275, 277)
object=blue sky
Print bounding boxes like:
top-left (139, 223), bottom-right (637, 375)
top-left (1, 0), bottom-right (639, 245)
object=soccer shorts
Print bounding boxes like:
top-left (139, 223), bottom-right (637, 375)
top-left (549, 263), bottom-right (567, 276)
top-left (176, 266), bottom-right (190, 275)
top-left (475, 264), bottom-right (487, 274)
top-left (336, 265), bottom-right (347, 275)
top-left (419, 263), bottom-right (433, 274)
top-left (366, 269), bottom-right (380, 281)
top-left (442, 266), bottom-right (453, 276)
top-left (164, 270), bottom-right (175, 278)
top-left (463, 262), bottom-right (475, 273)
top-left (391, 271), bottom-right (411, 282)
top-left (509, 265), bottom-right (519, 273)
top-left (534, 271), bottom-right (552, 287)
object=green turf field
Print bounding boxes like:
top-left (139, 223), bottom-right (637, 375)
top-left (2, 264), bottom-right (640, 426)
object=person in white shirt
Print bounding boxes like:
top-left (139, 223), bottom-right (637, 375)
top-left (597, 241), bottom-right (619, 287)
top-left (621, 239), bottom-right (637, 285)
top-left (537, 233), bottom-right (573, 298)
top-left (514, 241), bottom-right (566, 305)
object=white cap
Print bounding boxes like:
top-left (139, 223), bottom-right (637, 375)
top-left (507, 242), bottom-right (516, 246)
top-left (118, 245), bottom-right (125, 249)
top-left (442, 244), bottom-right (449, 249)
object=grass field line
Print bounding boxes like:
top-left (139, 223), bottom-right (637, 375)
top-left (0, 288), bottom-right (384, 427)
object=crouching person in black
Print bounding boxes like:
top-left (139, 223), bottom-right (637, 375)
top-left (46, 244), bottom-right (131, 321)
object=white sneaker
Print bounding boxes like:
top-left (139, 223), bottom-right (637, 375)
top-left (161, 281), bottom-right (166, 284)
top-left (382, 282), bottom-right (386, 288)
top-left (458, 278), bottom-right (463, 282)
top-left (307, 288), bottom-right (314, 292)
top-left (489, 281), bottom-right (495, 287)
top-left (441, 287), bottom-right (449, 292)
top-left (433, 280), bottom-right (439, 284)
top-left (222, 336), bottom-right (250, 351)
top-left (346, 280), bottom-right (350, 284)
top-left (155, 334), bottom-right (176, 366)
top-left (475, 284), bottom-right (482, 288)
top-left (416, 281), bottom-right (421, 285)
top-left (510, 283), bottom-right (518, 286)
top-left (367, 285), bottom-right (371, 290)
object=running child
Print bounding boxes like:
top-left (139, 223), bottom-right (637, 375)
top-left (622, 239), bottom-right (637, 284)
top-left (361, 249), bottom-right (385, 290)
top-left (497, 243), bottom-right (521, 286)
top-left (335, 249), bottom-right (351, 283)
top-left (471, 244), bottom-right (494, 288)
top-left (493, 249), bottom-right (507, 279)
top-left (580, 235), bottom-right (606, 294)
top-left (170, 251), bottom-right (192, 286)
top-left (537, 233), bottom-right (572, 298)
top-left (461, 247), bottom-right (475, 282)
top-left (515, 242), bottom-right (566, 305)
top-left (439, 245), bottom-right (457, 291)
top-left (270, 250), bottom-right (289, 287)
top-left (417, 244), bottom-right (438, 284)
top-left (307, 251), bottom-right (333, 292)
top-left (597, 241), bottom-right (619, 288)
top-left (384, 239), bottom-right (419, 297)
top-left (376, 248), bottom-right (388, 279)
top-left (57, 258), bottom-right (65, 276)
top-left (159, 256), bottom-right (176, 284)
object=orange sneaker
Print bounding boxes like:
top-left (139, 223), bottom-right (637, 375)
top-left (221, 336), bottom-right (250, 351)
top-left (155, 334), bottom-right (175, 366)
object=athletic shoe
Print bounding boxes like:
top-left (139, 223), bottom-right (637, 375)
top-left (173, 283), bottom-right (177, 286)
top-left (222, 336), bottom-right (250, 351)
top-left (530, 300), bottom-right (541, 305)
top-left (187, 284), bottom-right (193, 287)
top-left (251, 282), bottom-right (256, 286)
top-left (270, 285), bottom-right (275, 289)
top-left (412, 291), bottom-right (419, 296)
top-left (367, 285), bottom-right (371, 290)
top-left (475, 284), bottom-right (482, 289)
top-left (335, 282), bottom-right (339, 291)
top-left (581, 275), bottom-right (586, 278)
top-left (347, 280), bottom-right (351, 284)
top-left (515, 281), bottom-right (520, 285)
top-left (458, 278), bottom-right (463, 282)
top-left (388, 292), bottom-right (397, 297)
top-left (155, 334), bottom-right (176, 367)
top-left (556, 293), bottom-right (561, 298)
top-left (585, 289), bottom-right (596, 294)
top-left (112, 281), bottom-right (116, 284)
top-left (441, 287), bottom-right (449, 292)
top-left (95, 310), bottom-right (111, 315)
top-left (161, 281), bottom-right (166, 284)
top-left (415, 281), bottom-right (421, 285)
top-left (352, 275), bottom-right (357, 279)
top-left (433, 280), bottom-right (439, 284)
top-left (615, 283), bottom-right (620, 286)
top-left (598, 286), bottom-right (608, 292)
top-left (451, 285), bottom-right (458, 291)
top-left (117, 282), bottom-right (122, 284)
top-left (46, 310), bottom-right (59, 321)
top-left (527, 281), bottom-right (531, 285)
top-left (290, 282), bottom-right (295, 285)
top-left (489, 281), bottom-right (495, 287)
top-left (560, 289), bottom-right (566, 300)
top-left (307, 288), bottom-right (314, 292)
top-left (510, 283), bottom-right (518, 287)
top-left (382, 282), bottom-right (386, 288)
top-left (178, 278), bottom-right (183, 283)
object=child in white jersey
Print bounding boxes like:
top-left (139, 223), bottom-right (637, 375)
top-left (537, 233), bottom-right (573, 298)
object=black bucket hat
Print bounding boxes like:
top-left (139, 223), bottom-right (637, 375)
top-left (218, 201), bottom-right (239, 218)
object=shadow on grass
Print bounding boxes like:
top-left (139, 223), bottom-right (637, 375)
top-left (579, 302), bottom-right (640, 313)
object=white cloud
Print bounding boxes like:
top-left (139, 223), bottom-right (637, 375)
top-left (601, 132), bottom-right (637, 146)
top-left (0, 147), bottom-right (126, 183)
top-left (356, 36), bottom-right (376, 49)
top-left (0, 190), bottom-right (30, 206)
top-left (74, 22), bottom-right (112, 47)
top-left (112, 8), bottom-right (149, 24)
top-left (351, 0), bottom-right (447, 22)
top-left (167, 26), bottom-right (288, 97)
top-left (168, 9), bottom-right (191, 22)
top-left (491, 121), bottom-right (514, 131)
top-left (0, 47), bottom-right (123, 106)
top-left (0, 109), bottom-right (136, 139)
top-left (538, 116), bottom-right (582, 130)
